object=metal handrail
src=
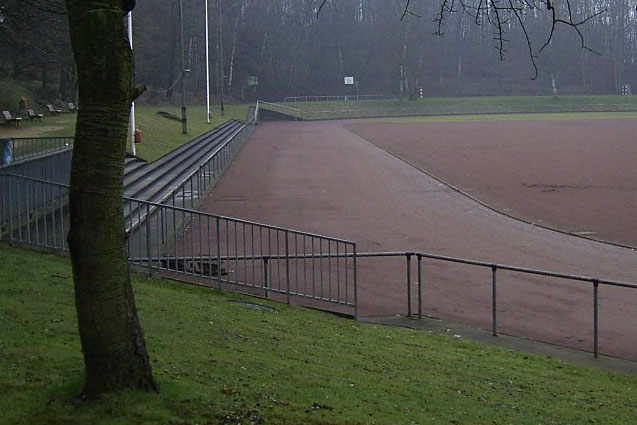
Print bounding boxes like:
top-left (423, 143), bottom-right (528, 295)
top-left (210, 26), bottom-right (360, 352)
top-left (256, 100), bottom-right (301, 121)
top-left (161, 121), bottom-right (249, 206)
top-left (1, 136), bottom-right (73, 167)
top-left (353, 250), bottom-right (637, 359)
top-left (126, 196), bottom-right (354, 245)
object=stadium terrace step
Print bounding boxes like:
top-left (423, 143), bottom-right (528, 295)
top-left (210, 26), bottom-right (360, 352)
top-left (124, 153), bottom-right (147, 177)
top-left (123, 119), bottom-right (244, 204)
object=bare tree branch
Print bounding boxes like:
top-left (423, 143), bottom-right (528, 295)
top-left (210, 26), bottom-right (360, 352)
top-left (434, 0), bottom-right (604, 79)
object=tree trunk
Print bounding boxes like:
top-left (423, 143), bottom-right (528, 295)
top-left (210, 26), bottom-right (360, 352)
top-left (64, 0), bottom-right (157, 399)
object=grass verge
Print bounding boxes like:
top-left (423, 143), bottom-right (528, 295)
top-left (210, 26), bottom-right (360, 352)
top-left (1, 243), bottom-right (636, 424)
top-left (287, 95), bottom-right (637, 120)
top-left (371, 111), bottom-right (637, 124)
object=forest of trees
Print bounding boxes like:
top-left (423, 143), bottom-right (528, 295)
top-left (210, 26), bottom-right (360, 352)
top-left (2, 0), bottom-right (636, 105)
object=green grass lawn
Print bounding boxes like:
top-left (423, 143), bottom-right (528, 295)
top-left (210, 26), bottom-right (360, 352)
top-left (373, 111), bottom-right (637, 124)
top-left (0, 105), bottom-right (249, 163)
top-left (132, 105), bottom-right (249, 162)
top-left (2, 244), bottom-right (636, 425)
top-left (287, 95), bottom-right (637, 120)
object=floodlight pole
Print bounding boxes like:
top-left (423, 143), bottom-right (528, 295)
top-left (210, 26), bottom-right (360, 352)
top-left (205, 0), bottom-right (211, 123)
top-left (179, 0), bottom-right (188, 134)
top-left (218, 0), bottom-right (224, 115)
top-left (127, 12), bottom-right (136, 155)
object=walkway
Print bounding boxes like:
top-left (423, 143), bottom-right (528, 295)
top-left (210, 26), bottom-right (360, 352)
top-left (200, 120), bottom-right (637, 361)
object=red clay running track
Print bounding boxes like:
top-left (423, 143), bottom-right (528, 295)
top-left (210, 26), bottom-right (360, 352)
top-left (200, 119), bottom-right (637, 361)
top-left (347, 118), bottom-right (637, 248)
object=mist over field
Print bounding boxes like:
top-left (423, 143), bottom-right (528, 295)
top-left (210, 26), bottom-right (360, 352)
top-left (2, 0), bottom-right (635, 108)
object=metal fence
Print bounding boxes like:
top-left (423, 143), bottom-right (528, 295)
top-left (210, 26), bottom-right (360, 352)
top-left (126, 198), bottom-right (357, 316)
top-left (355, 251), bottom-right (637, 358)
top-left (257, 101), bottom-right (637, 122)
top-left (256, 101), bottom-right (301, 121)
top-left (1, 137), bottom-right (73, 166)
top-left (158, 117), bottom-right (255, 211)
top-left (0, 172), bottom-right (358, 317)
top-left (283, 95), bottom-right (387, 103)
top-left (3, 172), bottom-right (637, 355)
top-left (0, 174), bottom-right (70, 250)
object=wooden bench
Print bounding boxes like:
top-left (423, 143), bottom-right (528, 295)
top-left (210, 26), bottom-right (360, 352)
top-left (2, 111), bottom-right (22, 127)
top-left (26, 109), bottom-right (43, 121)
top-left (46, 104), bottom-right (62, 115)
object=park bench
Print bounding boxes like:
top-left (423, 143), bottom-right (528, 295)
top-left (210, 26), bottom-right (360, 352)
top-left (2, 111), bottom-right (22, 127)
top-left (67, 102), bottom-right (78, 112)
top-left (26, 109), bottom-right (43, 121)
top-left (46, 104), bottom-right (62, 115)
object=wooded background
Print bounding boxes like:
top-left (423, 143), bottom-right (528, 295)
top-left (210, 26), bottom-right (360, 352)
top-left (1, 0), bottom-right (635, 107)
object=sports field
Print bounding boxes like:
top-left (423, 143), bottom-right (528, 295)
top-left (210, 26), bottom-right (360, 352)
top-left (202, 114), bottom-right (637, 360)
top-left (347, 113), bottom-right (637, 248)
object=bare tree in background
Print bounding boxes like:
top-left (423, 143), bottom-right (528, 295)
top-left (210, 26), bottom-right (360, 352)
top-left (390, 0), bottom-right (604, 79)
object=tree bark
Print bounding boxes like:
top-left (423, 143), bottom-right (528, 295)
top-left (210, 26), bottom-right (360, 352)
top-left (64, 0), bottom-right (157, 398)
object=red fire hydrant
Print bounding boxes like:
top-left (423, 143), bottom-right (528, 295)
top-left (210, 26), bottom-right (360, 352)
top-left (134, 128), bottom-right (142, 143)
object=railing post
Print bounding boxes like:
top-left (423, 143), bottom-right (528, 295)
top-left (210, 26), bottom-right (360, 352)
top-left (263, 256), bottom-right (270, 299)
top-left (145, 202), bottom-right (152, 276)
top-left (593, 279), bottom-right (599, 358)
top-left (492, 265), bottom-right (498, 337)
top-left (353, 244), bottom-right (358, 320)
top-left (285, 230), bottom-right (291, 304)
top-left (406, 252), bottom-right (413, 317)
top-left (417, 253), bottom-right (422, 319)
top-left (216, 217), bottom-right (222, 289)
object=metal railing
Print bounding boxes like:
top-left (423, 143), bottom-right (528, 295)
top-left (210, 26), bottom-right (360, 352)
top-left (0, 173), bottom-right (357, 317)
top-left (0, 137), bottom-right (73, 166)
top-left (256, 101), bottom-right (301, 121)
top-left (125, 197), bottom-right (357, 316)
top-left (354, 251), bottom-right (637, 358)
top-left (283, 95), bottom-right (387, 103)
top-left (159, 117), bottom-right (255, 211)
top-left (0, 174), bottom-right (70, 250)
top-left (256, 101), bottom-right (637, 122)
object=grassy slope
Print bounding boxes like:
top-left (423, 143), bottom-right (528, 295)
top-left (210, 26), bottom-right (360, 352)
top-left (132, 105), bottom-right (249, 162)
top-left (1, 244), bottom-right (636, 425)
top-left (0, 105), bottom-right (249, 162)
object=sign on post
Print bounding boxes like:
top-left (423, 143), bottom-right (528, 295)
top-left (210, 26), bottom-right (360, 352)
top-left (344, 76), bottom-right (354, 85)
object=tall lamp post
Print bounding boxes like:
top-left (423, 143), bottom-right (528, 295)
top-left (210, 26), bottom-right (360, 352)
top-left (205, 0), bottom-right (211, 123)
top-left (218, 0), bottom-right (224, 115)
top-left (127, 12), bottom-right (136, 155)
top-left (179, 0), bottom-right (188, 134)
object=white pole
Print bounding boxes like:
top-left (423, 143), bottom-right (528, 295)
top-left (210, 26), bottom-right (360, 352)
top-left (205, 0), bottom-right (211, 123)
top-left (127, 12), bottom-right (136, 156)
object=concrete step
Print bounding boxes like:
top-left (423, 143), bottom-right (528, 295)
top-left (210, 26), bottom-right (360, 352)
top-left (123, 120), bottom-right (243, 203)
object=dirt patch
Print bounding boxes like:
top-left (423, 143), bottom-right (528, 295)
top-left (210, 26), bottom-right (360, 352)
top-left (0, 125), bottom-right (65, 138)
